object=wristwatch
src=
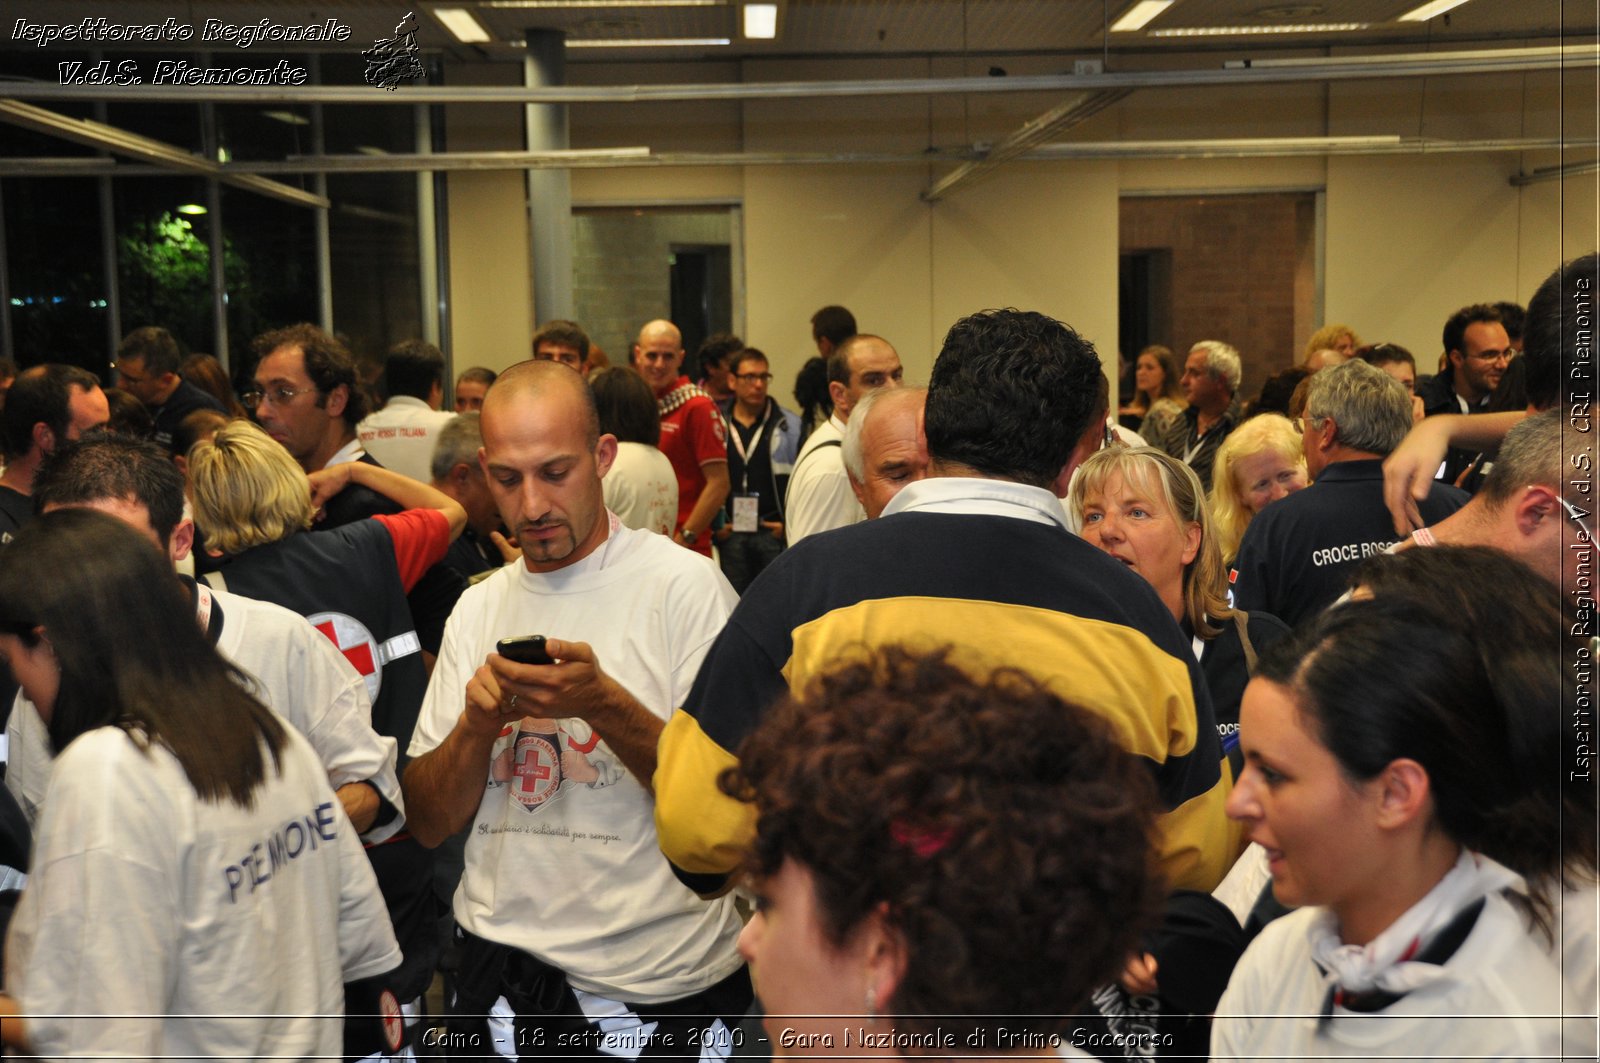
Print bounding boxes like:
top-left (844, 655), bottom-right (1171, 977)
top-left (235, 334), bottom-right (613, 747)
top-left (681, 528), bottom-right (699, 545)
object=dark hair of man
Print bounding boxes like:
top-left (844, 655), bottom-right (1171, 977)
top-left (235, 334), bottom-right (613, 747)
top-left (532, 320), bottom-right (591, 359)
top-left (0, 509), bottom-right (287, 805)
top-left (694, 332), bottom-right (743, 377)
top-left (588, 365), bottom-right (660, 447)
top-left (1494, 301), bottom-right (1527, 343)
top-left (104, 388), bottom-right (154, 439)
top-left (1267, 553), bottom-right (1589, 923)
top-left (251, 322), bottom-right (368, 426)
top-left (32, 433), bottom-right (186, 547)
top-left (457, 366), bottom-right (498, 390)
top-left (731, 348), bottom-right (769, 377)
top-left (810, 305), bottom-right (857, 347)
top-left (721, 646), bottom-right (1160, 1042)
top-left (383, 339), bottom-right (445, 402)
top-left (924, 309), bottom-right (1103, 488)
top-left (0, 364), bottom-right (100, 462)
top-left (1355, 342), bottom-right (1416, 371)
top-left (1440, 303), bottom-right (1503, 357)
top-left (1523, 253), bottom-right (1597, 412)
top-left (824, 346), bottom-right (852, 390)
top-left (117, 325), bottom-right (184, 376)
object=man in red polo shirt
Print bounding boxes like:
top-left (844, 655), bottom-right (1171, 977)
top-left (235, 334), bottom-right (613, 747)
top-left (631, 319), bottom-right (728, 556)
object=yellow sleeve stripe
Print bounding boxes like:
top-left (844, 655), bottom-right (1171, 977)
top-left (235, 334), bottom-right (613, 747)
top-left (654, 708), bottom-right (757, 877)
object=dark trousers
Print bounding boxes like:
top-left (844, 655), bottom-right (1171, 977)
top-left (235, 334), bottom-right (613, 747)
top-left (717, 532), bottom-right (784, 596)
top-left (437, 926), bottom-right (752, 1061)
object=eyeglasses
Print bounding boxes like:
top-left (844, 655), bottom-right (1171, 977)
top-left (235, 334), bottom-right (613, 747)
top-left (1561, 496), bottom-right (1594, 543)
top-left (240, 384), bottom-right (317, 409)
top-left (735, 372), bottom-right (773, 382)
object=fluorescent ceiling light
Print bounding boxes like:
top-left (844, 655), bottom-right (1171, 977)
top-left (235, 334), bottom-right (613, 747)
top-left (262, 109), bottom-right (310, 126)
top-left (1397, 0), bottom-right (1474, 21)
top-left (566, 37), bottom-right (731, 47)
top-left (743, 3), bottom-right (778, 39)
top-left (176, 203), bottom-right (208, 215)
top-left (486, 0), bottom-right (717, 6)
top-left (1111, 1), bottom-right (1175, 33)
top-left (356, 146), bottom-right (391, 156)
top-left (434, 8), bottom-right (492, 43)
top-left (1151, 23), bottom-right (1368, 36)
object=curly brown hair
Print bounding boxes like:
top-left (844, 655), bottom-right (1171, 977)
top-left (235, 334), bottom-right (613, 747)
top-left (721, 647), bottom-right (1163, 1038)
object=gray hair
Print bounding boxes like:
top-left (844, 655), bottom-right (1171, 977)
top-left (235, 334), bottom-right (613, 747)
top-left (430, 412), bottom-right (483, 481)
top-left (1304, 358), bottom-right (1413, 456)
top-left (1480, 410), bottom-right (1563, 506)
top-left (843, 386), bottom-right (926, 481)
top-left (1190, 340), bottom-right (1242, 395)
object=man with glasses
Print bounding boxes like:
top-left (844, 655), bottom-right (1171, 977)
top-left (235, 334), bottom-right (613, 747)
top-left (713, 348), bottom-right (799, 593)
top-left (112, 326), bottom-right (225, 454)
top-left (1420, 303), bottom-right (1513, 483)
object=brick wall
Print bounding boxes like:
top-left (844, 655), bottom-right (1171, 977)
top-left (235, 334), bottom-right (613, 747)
top-left (1120, 193), bottom-right (1316, 403)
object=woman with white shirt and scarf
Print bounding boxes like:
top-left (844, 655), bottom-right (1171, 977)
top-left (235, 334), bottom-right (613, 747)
top-left (1213, 553), bottom-right (1589, 1061)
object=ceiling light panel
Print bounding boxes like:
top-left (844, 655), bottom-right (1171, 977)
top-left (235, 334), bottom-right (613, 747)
top-left (1150, 22), bottom-right (1369, 36)
top-left (1111, 1), bottom-right (1176, 33)
top-left (1397, 0), bottom-right (1475, 21)
top-left (434, 7), bottom-right (492, 42)
top-left (744, 4), bottom-right (779, 39)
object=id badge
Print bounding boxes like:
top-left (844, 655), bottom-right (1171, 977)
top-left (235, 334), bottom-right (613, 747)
top-left (732, 494), bottom-right (760, 533)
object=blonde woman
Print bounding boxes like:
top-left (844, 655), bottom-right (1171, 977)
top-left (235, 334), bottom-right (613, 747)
top-left (1302, 323), bottom-right (1360, 364)
top-left (1209, 414), bottom-right (1308, 563)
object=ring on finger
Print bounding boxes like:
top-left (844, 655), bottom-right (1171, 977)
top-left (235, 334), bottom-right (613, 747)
top-left (509, 692), bottom-right (519, 712)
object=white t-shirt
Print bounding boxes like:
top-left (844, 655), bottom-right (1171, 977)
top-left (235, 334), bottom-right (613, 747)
top-left (7, 725), bottom-right (399, 1060)
top-left (785, 415), bottom-right (863, 545)
top-left (1212, 892), bottom-right (1566, 1061)
top-left (6, 586), bottom-right (403, 843)
top-left (357, 396), bottom-right (458, 483)
top-left (603, 441), bottom-right (678, 537)
top-left (409, 519), bottom-right (742, 1004)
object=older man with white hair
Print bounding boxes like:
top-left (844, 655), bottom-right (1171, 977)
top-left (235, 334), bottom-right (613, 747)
top-left (842, 386), bottom-right (929, 519)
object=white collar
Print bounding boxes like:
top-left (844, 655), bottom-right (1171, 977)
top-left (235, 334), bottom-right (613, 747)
top-left (828, 413), bottom-right (847, 434)
top-left (881, 476), bottom-right (1071, 531)
top-left (323, 437), bottom-right (365, 468)
top-left (383, 395), bottom-right (434, 412)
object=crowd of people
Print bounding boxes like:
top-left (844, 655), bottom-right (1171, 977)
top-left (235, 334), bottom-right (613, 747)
top-left (0, 252), bottom-right (1588, 1063)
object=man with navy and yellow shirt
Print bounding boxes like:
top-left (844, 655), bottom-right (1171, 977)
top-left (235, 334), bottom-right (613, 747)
top-left (655, 308), bottom-right (1237, 895)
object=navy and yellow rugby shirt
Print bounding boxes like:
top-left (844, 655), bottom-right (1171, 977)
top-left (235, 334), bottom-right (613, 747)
top-left (654, 509), bottom-right (1239, 894)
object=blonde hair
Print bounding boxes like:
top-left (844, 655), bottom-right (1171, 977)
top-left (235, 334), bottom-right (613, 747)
top-left (1067, 446), bottom-right (1232, 639)
top-left (1303, 324), bottom-right (1360, 363)
top-left (1209, 414), bottom-right (1305, 562)
top-left (187, 419), bottom-right (314, 555)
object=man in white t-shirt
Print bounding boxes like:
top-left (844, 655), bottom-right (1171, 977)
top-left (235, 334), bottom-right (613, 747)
top-left (785, 333), bottom-right (903, 544)
top-left (403, 360), bottom-right (748, 1059)
top-left (358, 340), bottom-right (459, 483)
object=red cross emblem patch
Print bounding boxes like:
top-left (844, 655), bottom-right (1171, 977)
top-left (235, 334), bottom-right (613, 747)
top-left (308, 611), bottom-right (384, 704)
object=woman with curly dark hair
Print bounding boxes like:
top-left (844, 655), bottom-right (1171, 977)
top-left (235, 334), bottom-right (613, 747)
top-left (721, 647), bottom-right (1164, 1059)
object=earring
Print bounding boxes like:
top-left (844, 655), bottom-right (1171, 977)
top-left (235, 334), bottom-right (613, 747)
top-left (864, 982), bottom-right (876, 1018)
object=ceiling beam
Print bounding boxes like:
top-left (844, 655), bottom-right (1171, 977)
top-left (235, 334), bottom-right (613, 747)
top-left (923, 89), bottom-right (1132, 203)
top-left (0, 138), bottom-right (1589, 177)
top-left (0, 100), bottom-right (330, 209)
top-left (0, 46), bottom-right (1593, 105)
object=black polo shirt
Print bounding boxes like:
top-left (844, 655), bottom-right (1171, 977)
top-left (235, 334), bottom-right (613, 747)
top-left (1230, 460), bottom-right (1469, 628)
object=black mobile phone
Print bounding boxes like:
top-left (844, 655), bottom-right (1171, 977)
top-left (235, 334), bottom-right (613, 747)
top-left (496, 635), bottom-right (554, 666)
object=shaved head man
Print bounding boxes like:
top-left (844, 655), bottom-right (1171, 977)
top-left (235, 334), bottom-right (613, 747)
top-left (631, 319), bottom-right (730, 556)
top-left (402, 358), bottom-right (749, 1056)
